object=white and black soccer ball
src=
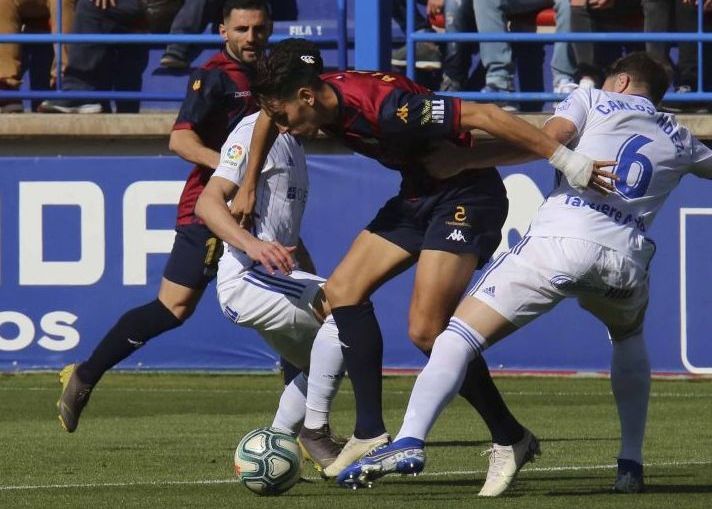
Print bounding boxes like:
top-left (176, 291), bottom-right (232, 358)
top-left (234, 427), bottom-right (302, 496)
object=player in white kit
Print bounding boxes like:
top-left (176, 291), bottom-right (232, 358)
top-left (195, 112), bottom-right (346, 470)
top-left (337, 53), bottom-right (712, 494)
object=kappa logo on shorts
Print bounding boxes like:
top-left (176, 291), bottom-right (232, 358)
top-left (446, 228), bottom-right (466, 242)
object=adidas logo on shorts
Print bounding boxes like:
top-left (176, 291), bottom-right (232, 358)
top-left (482, 286), bottom-right (496, 297)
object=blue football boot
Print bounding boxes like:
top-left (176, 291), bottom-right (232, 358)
top-left (336, 437), bottom-right (425, 489)
top-left (613, 458), bottom-right (644, 493)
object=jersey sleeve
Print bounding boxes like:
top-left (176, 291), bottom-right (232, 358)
top-left (173, 68), bottom-right (225, 131)
top-left (214, 122), bottom-right (277, 185)
top-left (550, 87), bottom-right (591, 135)
top-left (377, 89), bottom-right (461, 140)
top-left (688, 135), bottom-right (712, 179)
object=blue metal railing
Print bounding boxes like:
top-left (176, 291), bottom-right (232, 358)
top-left (405, 0), bottom-right (711, 104)
top-left (0, 0), bottom-right (347, 102)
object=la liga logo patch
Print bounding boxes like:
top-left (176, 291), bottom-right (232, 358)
top-left (226, 144), bottom-right (244, 161)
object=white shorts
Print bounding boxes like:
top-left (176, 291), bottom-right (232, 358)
top-left (217, 267), bottom-right (325, 370)
top-left (469, 236), bottom-right (655, 339)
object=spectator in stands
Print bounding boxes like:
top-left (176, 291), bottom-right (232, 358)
top-left (391, 0), bottom-right (443, 70)
top-left (159, 0), bottom-right (224, 69)
top-left (570, 0), bottom-right (644, 89)
top-left (440, 0), bottom-right (480, 91)
top-left (0, 0), bottom-right (76, 113)
top-left (159, 1), bottom-right (298, 70)
top-left (39, 0), bottom-right (150, 113)
top-left (643, 0), bottom-right (711, 111)
top-left (472, 0), bottom-right (577, 110)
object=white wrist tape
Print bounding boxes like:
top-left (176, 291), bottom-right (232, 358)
top-left (548, 145), bottom-right (593, 193)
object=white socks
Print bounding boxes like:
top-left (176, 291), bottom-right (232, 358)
top-left (396, 318), bottom-right (486, 441)
top-left (272, 372), bottom-right (308, 433)
top-left (304, 316), bottom-right (345, 430)
top-left (611, 332), bottom-right (650, 464)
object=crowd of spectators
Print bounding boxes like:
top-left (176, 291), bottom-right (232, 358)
top-left (390, 0), bottom-right (712, 112)
top-left (1, 0), bottom-right (710, 113)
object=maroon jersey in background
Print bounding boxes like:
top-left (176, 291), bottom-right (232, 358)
top-left (320, 71), bottom-right (472, 178)
top-left (172, 50), bottom-right (258, 225)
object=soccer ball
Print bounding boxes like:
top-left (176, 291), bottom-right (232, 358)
top-left (234, 427), bottom-right (302, 496)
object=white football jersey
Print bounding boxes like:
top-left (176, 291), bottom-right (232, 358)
top-left (212, 112), bottom-right (308, 292)
top-left (530, 88), bottom-right (712, 256)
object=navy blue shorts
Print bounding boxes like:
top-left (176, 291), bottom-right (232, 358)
top-left (366, 169), bottom-right (508, 269)
top-left (163, 224), bottom-right (223, 289)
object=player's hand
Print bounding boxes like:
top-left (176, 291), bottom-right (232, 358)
top-left (550, 146), bottom-right (617, 194)
top-left (588, 161), bottom-right (618, 195)
top-left (93, 0), bottom-right (116, 9)
top-left (245, 239), bottom-right (296, 275)
top-left (231, 185), bottom-right (257, 229)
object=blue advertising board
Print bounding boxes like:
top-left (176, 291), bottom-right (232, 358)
top-left (0, 155), bottom-right (710, 373)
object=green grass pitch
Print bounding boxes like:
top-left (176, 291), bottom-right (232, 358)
top-left (1, 372), bottom-right (710, 508)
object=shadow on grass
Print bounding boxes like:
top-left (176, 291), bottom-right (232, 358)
top-left (427, 439), bottom-right (489, 448)
top-left (427, 437), bottom-right (617, 448)
top-left (539, 436), bottom-right (617, 443)
top-left (540, 483), bottom-right (712, 496)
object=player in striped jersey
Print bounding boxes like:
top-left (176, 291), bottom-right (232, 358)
top-left (195, 112), bottom-right (346, 471)
top-left (340, 52), bottom-right (712, 495)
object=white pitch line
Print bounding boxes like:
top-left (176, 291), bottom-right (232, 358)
top-left (0, 478), bottom-right (240, 492)
top-left (1, 387), bottom-right (710, 398)
top-left (1, 460), bottom-right (710, 492)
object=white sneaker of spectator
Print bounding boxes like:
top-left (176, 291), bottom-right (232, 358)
top-left (554, 77), bottom-right (578, 96)
top-left (578, 76), bottom-right (596, 90)
top-left (553, 77), bottom-right (579, 108)
top-left (38, 100), bottom-right (102, 114)
top-left (391, 30), bottom-right (442, 70)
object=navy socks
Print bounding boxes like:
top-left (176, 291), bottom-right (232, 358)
top-left (78, 299), bottom-right (183, 385)
top-left (458, 355), bottom-right (524, 446)
top-left (331, 302), bottom-right (386, 439)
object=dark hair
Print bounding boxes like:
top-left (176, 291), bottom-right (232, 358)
top-left (252, 38), bottom-right (324, 100)
top-left (605, 52), bottom-right (671, 105)
top-left (222, 0), bottom-right (272, 20)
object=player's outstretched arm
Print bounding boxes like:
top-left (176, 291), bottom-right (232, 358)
top-left (230, 111), bottom-right (279, 227)
top-left (168, 128), bottom-right (220, 169)
top-left (459, 102), bottom-right (616, 192)
top-left (421, 139), bottom-right (536, 179)
top-left (196, 176), bottom-right (296, 275)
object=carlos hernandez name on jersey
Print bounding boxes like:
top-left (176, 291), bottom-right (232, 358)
top-left (530, 87), bottom-right (712, 256)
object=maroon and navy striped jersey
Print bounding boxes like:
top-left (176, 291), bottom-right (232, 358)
top-left (320, 70), bottom-right (471, 174)
top-left (172, 50), bottom-right (258, 225)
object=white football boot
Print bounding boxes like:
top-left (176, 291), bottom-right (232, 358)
top-left (478, 428), bottom-right (541, 497)
top-left (322, 432), bottom-right (390, 479)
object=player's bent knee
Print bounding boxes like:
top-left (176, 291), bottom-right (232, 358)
top-left (158, 296), bottom-right (199, 321)
top-left (324, 279), bottom-right (363, 307)
top-left (609, 319), bottom-right (645, 342)
top-left (408, 323), bottom-right (440, 352)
